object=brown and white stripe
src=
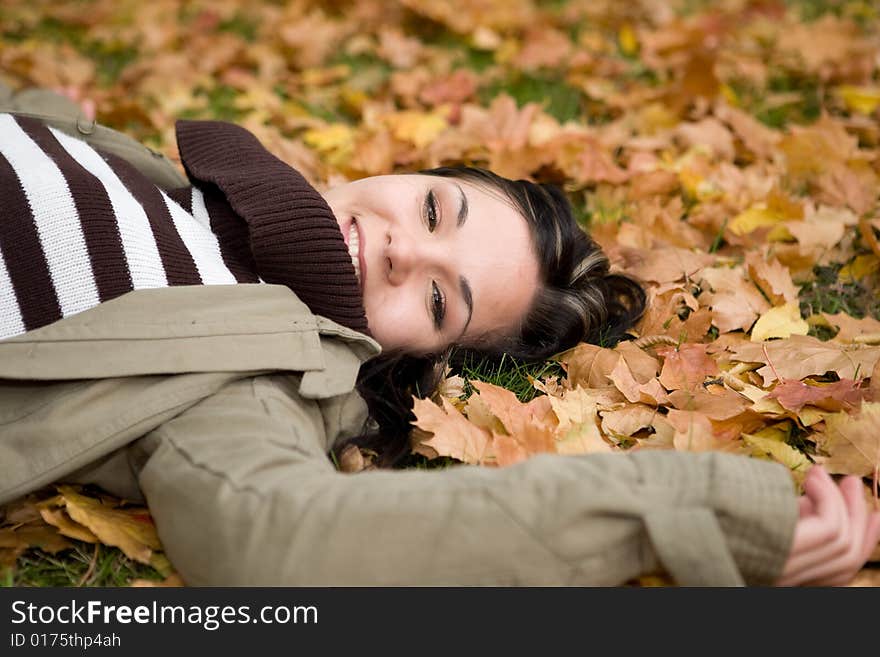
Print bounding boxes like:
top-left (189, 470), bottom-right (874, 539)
top-left (0, 113), bottom-right (237, 340)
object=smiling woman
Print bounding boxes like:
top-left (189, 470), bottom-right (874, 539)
top-left (323, 173), bottom-right (541, 353)
top-left (1, 85), bottom-right (877, 589)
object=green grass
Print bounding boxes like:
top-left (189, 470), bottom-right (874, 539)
top-left (727, 73), bottom-right (823, 129)
top-left (799, 262), bottom-right (880, 339)
top-left (218, 13), bottom-right (259, 42)
top-left (478, 72), bottom-right (586, 123)
top-left (457, 352), bottom-right (566, 403)
top-left (3, 543), bottom-right (164, 587)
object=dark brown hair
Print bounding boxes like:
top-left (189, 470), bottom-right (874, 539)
top-left (337, 166), bottom-right (646, 466)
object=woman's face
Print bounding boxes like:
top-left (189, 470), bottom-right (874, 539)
top-left (322, 174), bottom-right (541, 354)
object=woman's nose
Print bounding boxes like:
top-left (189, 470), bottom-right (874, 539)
top-left (385, 228), bottom-right (439, 286)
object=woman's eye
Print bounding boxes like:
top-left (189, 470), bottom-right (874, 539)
top-left (424, 190), bottom-right (439, 232)
top-left (431, 281), bottom-right (446, 328)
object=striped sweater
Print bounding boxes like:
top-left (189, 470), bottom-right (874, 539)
top-left (0, 113), bottom-right (368, 341)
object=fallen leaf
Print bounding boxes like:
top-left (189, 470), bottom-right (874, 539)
top-left (767, 379), bottom-right (866, 413)
top-left (745, 252), bottom-right (799, 305)
top-left (815, 402), bottom-right (880, 478)
top-left (729, 336), bottom-right (880, 386)
top-left (130, 573), bottom-right (185, 587)
top-left (601, 404), bottom-right (657, 438)
top-left (657, 343), bottom-right (719, 391)
top-left (835, 85), bottom-right (880, 115)
top-left (742, 432), bottom-right (811, 473)
top-left (549, 387), bottom-right (611, 454)
top-left (48, 486), bottom-right (162, 565)
top-left (821, 312), bottom-right (880, 343)
top-left (412, 396), bottom-right (491, 465)
top-left (750, 303), bottom-right (810, 342)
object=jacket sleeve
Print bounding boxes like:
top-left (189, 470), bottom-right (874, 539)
top-left (136, 375), bottom-right (798, 587)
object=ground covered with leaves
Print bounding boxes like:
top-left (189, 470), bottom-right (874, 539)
top-left (1, 0), bottom-right (880, 586)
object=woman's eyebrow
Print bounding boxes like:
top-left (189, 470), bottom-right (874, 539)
top-left (455, 183), bottom-right (468, 227)
top-left (452, 183), bottom-right (473, 338)
top-left (459, 274), bottom-right (473, 337)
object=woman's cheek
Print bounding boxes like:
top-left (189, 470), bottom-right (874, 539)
top-left (365, 293), bottom-right (420, 351)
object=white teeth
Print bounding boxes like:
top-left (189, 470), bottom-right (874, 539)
top-left (348, 221), bottom-right (361, 283)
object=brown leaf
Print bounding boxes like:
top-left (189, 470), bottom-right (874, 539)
top-left (513, 27), bottom-right (573, 71)
top-left (697, 265), bottom-right (770, 334)
top-left (472, 381), bottom-right (558, 455)
top-left (636, 288), bottom-right (714, 342)
top-left (601, 404), bottom-right (658, 438)
top-left (337, 444), bottom-right (378, 473)
top-left (418, 69), bottom-right (478, 107)
top-left (658, 344), bottom-right (719, 391)
top-left (623, 246), bottom-right (714, 285)
top-left (609, 358), bottom-right (668, 405)
top-left (667, 410), bottom-right (729, 452)
top-left (559, 340), bottom-right (659, 390)
top-left (412, 396), bottom-right (491, 465)
top-left (549, 387), bottom-right (611, 455)
top-left (0, 526), bottom-right (73, 555)
top-left (847, 568), bottom-right (880, 587)
top-left (729, 335), bottom-right (880, 386)
top-left (745, 252), bottom-right (799, 306)
top-left (815, 402), bottom-right (880, 478)
top-left (130, 573), bottom-right (185, 587)
top-left (51, 486), bottom-right (161, 565)
top-left (666, 387), bottom-right (749, 420)
top-left (821, 312), bottom-right (880, 343)
top-left (715, 102), bottom-right (780, 160)
top-left (674, 117), bottom-right (735, 161)
top-left (767, 379), bottom-right (866, 413)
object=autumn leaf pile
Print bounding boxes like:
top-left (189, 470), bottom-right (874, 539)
top-left (2, 0), bottom-right (880, 582)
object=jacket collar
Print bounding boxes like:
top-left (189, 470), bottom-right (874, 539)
top-left (0, 285), bottom-right (380, 382)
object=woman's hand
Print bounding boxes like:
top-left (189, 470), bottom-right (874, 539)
top-left (776, 466), bottom-right (880, 586)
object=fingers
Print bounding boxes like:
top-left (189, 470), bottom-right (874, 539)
top-left (798, 495), bottom-right (814, 517)
top-left (778, 469), bottom-right (877, 586)
top-left (791, 467), bottom-right (846, 553)
top-left (811, 476), bottom-right (867, 585)
top-left (778, 469), bottom-right (849, 585)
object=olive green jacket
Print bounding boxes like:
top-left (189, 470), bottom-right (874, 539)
top-left (0, 86), bottom-right (798, 586)
top-left (0, 285), bottom-right (797, 586)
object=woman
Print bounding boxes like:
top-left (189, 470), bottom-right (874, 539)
top-left (0, 86), bottom-right (877, 587)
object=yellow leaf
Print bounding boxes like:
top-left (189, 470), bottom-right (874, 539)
top-left (797, 405), bottom-right (827, 427)
top-left (720, 83), bottom-right (739, 107)
top-left (838, 254), bottom-right (880, 283)
top-left (387, 110), bottom-right (448, 148)
top-left (302, 124), bottom-right (356, 163)
top-left (54, 486), bottom-right (161, 565)
top-left (39, 508), bottom-right (98, 543)
top-left (750, 303), bottom-right (809, 342)
top-left (728, 205), bottom-right (786, 236)
top-left (742, 432), bottom-right (811, 472)
top-left (749, 421), bottom-right (795, 443)
top-left (618, 23), bottom-right (639, 56)
top-left (835, 85), bottom-right (880, 115)
top-left (678, 168), bottom-right (722, 201)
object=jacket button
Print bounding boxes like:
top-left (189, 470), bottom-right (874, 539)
top-left (76, 117), bottom-right (96, 135)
